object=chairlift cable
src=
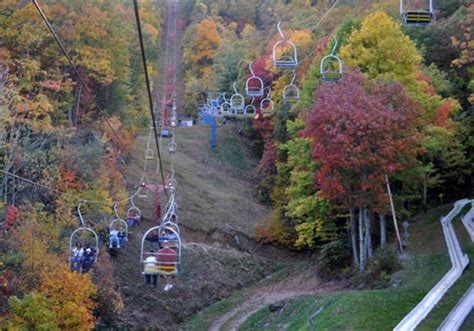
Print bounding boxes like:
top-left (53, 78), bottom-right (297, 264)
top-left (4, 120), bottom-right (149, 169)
top-left (133, 0), bottom-right (168, 198)
top-left (32, 0), bottom-right (148, 201)
top-left (32, 0), bottom-right (129, 154)
top-left (0, 169), bottom-right (142, 206)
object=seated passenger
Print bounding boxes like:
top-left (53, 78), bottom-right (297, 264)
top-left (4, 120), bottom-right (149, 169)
top-left (70, 243), bottom-right (83, 272)
top-left (143, 251), bottom-right (158, 287)
top-left (156, 240), bottom-right (178, 292)
top-left (109, 228), bottom-right (120, 249)
top-left (81, 246), bottom-right (96, 273)
top-left (118, 230), bottom-right (126, 248)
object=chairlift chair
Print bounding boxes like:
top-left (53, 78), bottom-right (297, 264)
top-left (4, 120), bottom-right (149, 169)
top-left (400, 0), bottom-right (434, 26)
top-left (160, 129), bottom-right (172, 138)
top-left (320, 36), bottom-right (343, 82)
top-left (245, 104), bottom-right (256, 118)
top-left (246, 62), bottom-right (264, 97)
top-left (169, 141), bottom-right (177, 153)
top-left (230, 82), bottom-right (245, 111)
top-left (137, 184), bottom-right (150, 199)
top-left (163, 221), bottom-right (180, 235)
top-left (235, 107), bottom-right (245, 118)
top-left (171, 114), bottom-right (178, 127)
top-left (167, 177), bottom-right (177, 190)
top-left (163, 211), bottom-right (179, 225)
top-left (221, 103), bottom-right (231, 116)
top-left (283, 71), bottom-right (300, 104)
top-left (145, 148), bottom-right (154, 160)
top-left (110, 203), bottom-right (129, 239)
top-left (70, 203), bottom-right (99, 262)
top-left (140, 225), bottom-right (182, 276)
top-left (69, 227), bottom-right (99, 262)
top-left (272, 22), bottom-right (298, 69)
top-left (127, 205), bottom-right (142, 224)
top-left (110, 219), bottom-right (128, 236)
top-left (260, 88), bottom-right (274, 116)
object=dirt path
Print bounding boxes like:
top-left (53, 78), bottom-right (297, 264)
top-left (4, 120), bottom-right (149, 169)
top-left (209, 271), bottom-right (344, 331)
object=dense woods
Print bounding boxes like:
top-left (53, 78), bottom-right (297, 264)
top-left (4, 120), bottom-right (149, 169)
top-left (0, 0), bottom-right (162, 327)
top-left (0, 0), bottom-right (472, 328)
top-left (181, 0), bottom-right (472, 272)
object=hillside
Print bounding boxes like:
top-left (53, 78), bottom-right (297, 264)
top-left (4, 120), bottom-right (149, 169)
top-left (183, 204), bottom-right (473, 330)
top-left (112, 124), bottom-right (307, 329)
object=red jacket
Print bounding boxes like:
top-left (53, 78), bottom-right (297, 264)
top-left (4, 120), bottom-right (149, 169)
top-left (156, 247), bottom-right (177, 274)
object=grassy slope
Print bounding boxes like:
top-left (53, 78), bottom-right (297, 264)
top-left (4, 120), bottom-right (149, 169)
top-left (184, 203), bottom-right (473, 330)
top-left (113, 125), bottom-right (288, 328)
top-left (240, 204), bottom-right (474, 330)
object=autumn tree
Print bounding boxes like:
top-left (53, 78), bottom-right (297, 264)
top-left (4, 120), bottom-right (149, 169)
top-left (189, 18), bottom-right (221, 73)
top-left (340, 11), bottom-right (422, 87)
top-left (39, 266), bottom-right (96, 330)
top-left (303, 70), bottom-right (423, 270)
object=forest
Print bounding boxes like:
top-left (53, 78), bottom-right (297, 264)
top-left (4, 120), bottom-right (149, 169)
top-left (0, 0), bottom-right (472, 329)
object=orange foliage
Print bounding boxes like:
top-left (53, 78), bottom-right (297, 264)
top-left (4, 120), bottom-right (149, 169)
top-left (99, 116), bottom-right (134, 153)
top-left (40, 266), bottom-right (96, 330)
top-left (190, 18), bottom-right (221, 67)
top-left (256, 212), bottom-right (293, 246)
top-left (56, 164), bottom-right (84, 192)
top-left (416, 71), bottom-right (436, 96)
top-left (434, 99), bottom-right (455, 129)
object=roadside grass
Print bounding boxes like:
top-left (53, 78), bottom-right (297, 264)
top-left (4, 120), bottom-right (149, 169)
top-left (237, 203), bottom-right (473, 330)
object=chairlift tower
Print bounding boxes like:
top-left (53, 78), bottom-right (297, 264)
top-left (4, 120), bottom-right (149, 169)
top-left (207, 92), bottom-right (223, 148)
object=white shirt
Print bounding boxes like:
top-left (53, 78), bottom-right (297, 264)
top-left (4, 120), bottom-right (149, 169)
top-left (72, 247), bottom-right (83, 258)
top-left (145, 256), bottom-right (157, 265)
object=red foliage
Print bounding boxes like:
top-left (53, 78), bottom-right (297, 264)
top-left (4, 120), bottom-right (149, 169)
top-left (3, 205), bottom-right (19, 230)
top-left (252, 117), bottom-right (273, 140)
top-left (257, 139), bottom-right (277, 177)
top-left (56, 164), bottom-right (84, 192)
top-left (257, 139), bottom-right (278, 200)
top-left (0, 270), bottom-right (14, 296)
top-left (433, 99), bottom-right (454, 129)
top-left (303, 70), bottom-right (423, 207)
top-left (253, 54), bottom-right (273, 84)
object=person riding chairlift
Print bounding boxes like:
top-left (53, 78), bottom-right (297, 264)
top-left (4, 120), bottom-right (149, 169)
top-left (109, 227), bottom-right (120, 249)
top-left (127, 213), bottom-right (140, 227)
top-left (70, 243), bottom-right (83, 272)
top-left (156, 239), bottom-right (178, 292)
top-left (143, 250), bottom-right (159, 287)
top-left (118, 229), bottom-right (126, 248)
top-left (81, 245), bottom-right (96, 273)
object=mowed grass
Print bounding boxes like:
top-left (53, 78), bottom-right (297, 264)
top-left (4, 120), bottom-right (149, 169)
top-left (238, 204), bottom-right (474, 330)
top-left (211, 124), bottom-right (255, 177)
top-left (127, 125), bottom-right (270, 238)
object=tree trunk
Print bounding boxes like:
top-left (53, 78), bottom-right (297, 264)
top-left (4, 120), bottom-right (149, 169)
top-left (349, 202), bottom-right (359, 268)
top-left (359, 206), bottom-right (366, 271)
top-left (74, 84), bottom-right (82, 127)
top-left (380, 214), bottom-right (387, 248)
top-left (366, 209), bottom-right (373, 258)
top-left (423, 173), bottom-right (428, 212)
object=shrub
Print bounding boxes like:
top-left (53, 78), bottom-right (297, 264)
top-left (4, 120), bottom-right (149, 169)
top-left (353, 248), bottom-right (401, 288)
top-left (317, 239), bottom-right (352, 278)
